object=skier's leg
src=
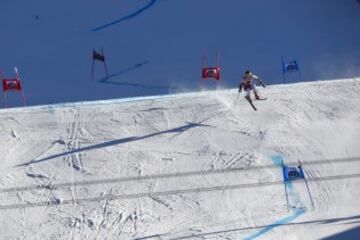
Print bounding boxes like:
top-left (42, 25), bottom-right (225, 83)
top-left (251, 82), bottom-right (261, 100)
top-left (253, 90), bottom-right (261, 100)
top-left (245, 89), bottom-right (251, 100)
top-left (245, 90), bottom-right (257, 111)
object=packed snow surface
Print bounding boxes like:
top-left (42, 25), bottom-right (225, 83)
top-left (1, 79), bottom-right (360, 239)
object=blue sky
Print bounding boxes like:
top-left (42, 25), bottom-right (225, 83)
top-left (1, 0), bottom-right (360, 107)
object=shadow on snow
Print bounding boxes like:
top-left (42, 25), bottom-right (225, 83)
top-left (134, 215), bottom-right (360, 240)
top-left (91, 0), bottom-right (158, 31)
top-left (16, 121), bottom-right (212, 167)
top-left (97, 61), bottom-right (168, 90)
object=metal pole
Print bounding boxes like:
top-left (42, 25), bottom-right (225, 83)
top-left (299, 161), bottom-right (315, 210)
top-left (3, 92), bottom-right (7, 108)
top-left (201, 50), bottom-right (205, 90)
top-left (281, 57), bottom-right (286, 84)
top-left (101, 48), bottom-right (109, 79)
top-left (21, 91), bottom-right (27, 106)
top-left (91, 58), bottom-right (95, 81)
top-left (202, 50), bottom-right (206, 69)
top-left (283, 72), bottom-right (286, 84)
top-left (282, 159), bottom-right (290, 211)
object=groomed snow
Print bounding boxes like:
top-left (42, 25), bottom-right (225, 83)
top-left (1, 79), bottom-right (360, 239)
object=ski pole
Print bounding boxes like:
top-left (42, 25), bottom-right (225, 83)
top-left (233, 92), bottom-right (240, 106)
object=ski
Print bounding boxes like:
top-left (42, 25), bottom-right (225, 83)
top-left (246, 98), bottom-right (257, 111)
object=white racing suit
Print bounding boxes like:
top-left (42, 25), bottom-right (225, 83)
top-left (239, 74), bottom-right (265, 99)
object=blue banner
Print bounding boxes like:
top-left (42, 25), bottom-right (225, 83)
top-left (282, 60), bottom-right (300, 74)
top-left (283, 165), bottom-right (305, 181)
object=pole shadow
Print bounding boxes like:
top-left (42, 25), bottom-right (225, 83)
top-left (98, 61), bottom-right (168, 90)
top-left (100, 61), bottom-right (149, 80)
top-left (91, 0), bottom-right (158, 32)
top-left (134, 215), bottom-right (360, 240)
top-left (16, 121), bottom-right (212, 167)
top-left (321, 226), bottom-right (360, 240)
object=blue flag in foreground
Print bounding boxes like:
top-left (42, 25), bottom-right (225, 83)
top-left (282, 60), bottom-right (300, 74)
top-left (283, 165), bottom-right (305, 181)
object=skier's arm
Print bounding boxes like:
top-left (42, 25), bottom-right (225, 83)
top-left (259, 78), bottom-right (266, 88)
top-left (253, 74), bottom-right (266, 88)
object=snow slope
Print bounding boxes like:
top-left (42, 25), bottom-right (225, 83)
top-left (1, 0), bottom-right (360, 106)
top-left (1, 78), bottom-right (360, 239)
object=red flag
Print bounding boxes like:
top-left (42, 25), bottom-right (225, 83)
top-left (2, 79), bottom-right (22, 91)
top-left (202, 67), bottom-right (220, 80)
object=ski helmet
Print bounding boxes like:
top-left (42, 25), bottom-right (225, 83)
top-left (245, 70), bottom-right (252, 76)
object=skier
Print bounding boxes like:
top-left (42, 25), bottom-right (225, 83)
top-left (238, 70), bottom-right (266, 110)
